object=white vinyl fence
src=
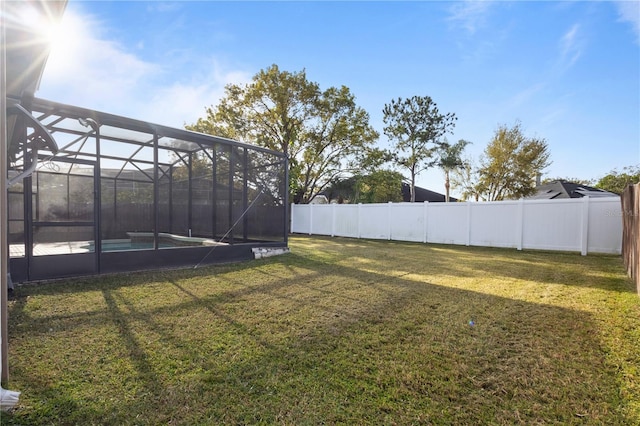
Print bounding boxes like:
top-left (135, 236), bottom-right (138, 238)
top-left (291, 197), bottom-right (623, 255)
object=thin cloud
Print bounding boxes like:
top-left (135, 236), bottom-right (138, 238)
top-left (39, 8), bottom-right (157, 112)
top-left (38, 8), bottom-right (249, 128)
top-left (539, 103), bottom-right (569, 128)
top-left (509, 82), bottom-right (546, 108)
top-left (615, 0), bottom-right (640, 44)
top-left (558, 23), bottom-right (583, 71)
top-left (146, 2), bottom-right (183, 13)
top-left (447, 0), bottom-right (494, 34)
top-left (145, 64), bottom-right (252, 128)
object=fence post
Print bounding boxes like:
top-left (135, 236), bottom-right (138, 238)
top-left (331, 203), bottom-right (336, 237)
top-left (357, 203), bottom-right (362, 239)
top-left (309, 203), bottom-right (313, 236)
top-left (466, 202), bottom-right (472, 246)
top-left (423, 201), bottom-right (429, 243)
top-left (388, 201), bottom-right (392, 240)
top-left (517, 198), bottom-right (524, 251)
top-left (581, 196), bottom-right (590, 256)
top-left (621, 184), bottom-right (639, 295)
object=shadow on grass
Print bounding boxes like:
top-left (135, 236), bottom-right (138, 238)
top-left (3, 238), bottom-right (636, 424)
top-left (10, 236), bottom-right (633, 296)
top-left (297, 236), bottom-right (634, 294)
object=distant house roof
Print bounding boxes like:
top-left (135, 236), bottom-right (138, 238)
top-left (527, 180), bottom-right (619, 199)
top-left (320, 178), bottom-right (456, 203)
top-left (401, 183), bottom-right (458, 202)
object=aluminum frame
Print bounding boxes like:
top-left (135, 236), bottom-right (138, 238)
top-left (7, 96), bottom-right (289, 282)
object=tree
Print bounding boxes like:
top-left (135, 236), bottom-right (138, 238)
top-left (477, 122), bottom-right (551, 200)
top-left (355, 170), bottom-right (404, 203)
top-left (323, 176), bottom-right (357, 203)
top-left (438, 138), bottom-right (470, 202)
top-left (595, 165), bottom-right (640, 194)
top-left (451, 156), bottom-right (484, 201)
top-left (542, 177), bottom-right (594, 186)
top-left (170, 150), bottom-right (214, 183)
top-left (382, 96), bottom-right (457, 202)
top-left (186, 64), bottom-right (379, 203)
top-left (323, 169), bottom-right (404, 204)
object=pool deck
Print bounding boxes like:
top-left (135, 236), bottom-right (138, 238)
top-left (10, 235), bottom-right (227, 257)
top-left (127, 232), bottom-right (223, 247)
top-left (10, 241), bottom-right (90, 257)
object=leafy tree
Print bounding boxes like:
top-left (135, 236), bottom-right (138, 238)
top-left (170, 151), bottom-right (214, 183)
top-left (541, 177), bottom-right (594, 186)
top-left (323, 169), bottom-right (403, 204)
top-left (186, 64), bottom-right (379, 204)
top-left (355, 170), bottom-right (404, 203)
top-left (382, 96), bottom-right (457, 202)
top-left (478, 122), bottom-right (551, 200)
top-left (438, 138), bottom-right (470, 202)
top-left (451, 156), bottom-right (484, 201)
top-left (323, 176), bottom-right (357, 204)
top-left (594, 165), bottom-right (640, 194)
top-left (168, 146), bottom-right (287, 209)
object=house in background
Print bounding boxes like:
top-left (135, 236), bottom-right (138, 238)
top-left (527, 180), bottom-right (619, 199)
top-left (400, 183), bottom-right (458, 202)
top-left (315, 178), bottom-right (456, 204)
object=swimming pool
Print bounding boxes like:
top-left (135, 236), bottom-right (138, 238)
top-left (78, 240), bottom-right (174, 252)
top-left (99, 240), bottom-right (173, 251)
top-left (10, 234), bottom-right (226, 257)
top-left (95, 234), bottom-right (224, 252)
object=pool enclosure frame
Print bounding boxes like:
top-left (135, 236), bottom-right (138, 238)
top-left (7, 96), bottom-right (289, 282)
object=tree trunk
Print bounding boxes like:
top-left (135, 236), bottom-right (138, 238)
top-left (410, 171), bottom-right (416, 202)
top-left (444, 170), bottom-right (450, 202)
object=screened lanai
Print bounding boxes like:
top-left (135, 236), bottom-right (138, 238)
top-left (7, 96), bottom-right (288, 282)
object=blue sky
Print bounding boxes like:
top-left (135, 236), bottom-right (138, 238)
top-left (37, 1), bottom-right (639, 197)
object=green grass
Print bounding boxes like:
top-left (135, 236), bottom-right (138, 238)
top-left (2, 235), bottom-right (639, 425)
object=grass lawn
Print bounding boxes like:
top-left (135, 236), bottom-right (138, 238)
top-left (2, 235), bottom-right (639, 425)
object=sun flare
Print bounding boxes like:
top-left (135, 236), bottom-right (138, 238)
top-left (17, 3), bottom-right (77, 63)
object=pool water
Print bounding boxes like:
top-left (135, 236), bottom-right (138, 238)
top-left (86, 240), bottom-right (175, 252)
top-left (104, 241), bottom-right (174, 251)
